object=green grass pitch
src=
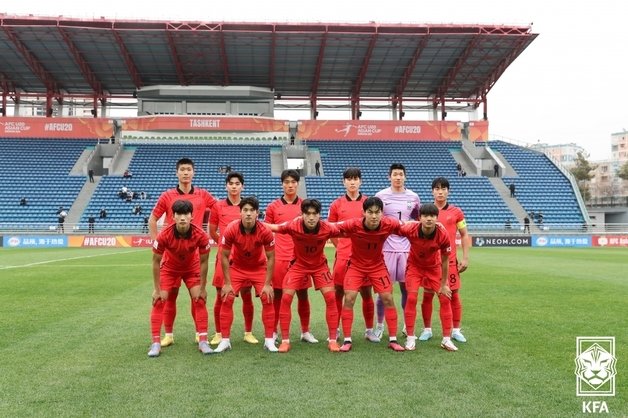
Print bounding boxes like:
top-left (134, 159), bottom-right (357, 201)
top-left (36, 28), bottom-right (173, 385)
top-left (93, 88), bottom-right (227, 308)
top-left (0, 246), bottom-right (626, 417)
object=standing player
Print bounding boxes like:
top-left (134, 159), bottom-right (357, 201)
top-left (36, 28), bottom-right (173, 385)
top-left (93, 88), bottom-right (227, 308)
top-left (398, 203), bottom-right (457, 351)
top-left (327, 167), bottom-right (378, 342)
top-left (337, 197), bottom-right (405, 352)
top-left (149, 158), bottom-right (217, 347)
top-left (265, 199), bottom-right (341, 353)
top-left (214, 196), bottom-right (278, 353)
top-left (209, 172), bottom-right (257, 345)
top-left (419, 177), bottom-right (471, 343)
top-left (264, 169), bottom-right (317, 343)
top-left (148, 200), bottom-right (212, 357)
top-left (374, 163), bottom-right (420, 338)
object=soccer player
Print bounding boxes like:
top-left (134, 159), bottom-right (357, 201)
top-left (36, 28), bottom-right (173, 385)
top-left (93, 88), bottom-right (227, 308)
top-left (374, 163), bottom-right (420, 338)
top-left (336, 196), bottom-right (405, 352)
top-left (214, 196), bottom-right (278, 353)
top-left (398, 203), bottom-right (457, 351)
top-left (264, 169), bottom-right (316, 343)
top-left (148, 199), bottom-right (212, 357)
top-left (149, 158), bottom-right (217, 347)
top-left (209, 172), bottom-right (258, 345)
top-left (327, 167), bottom-right (378, 343)
top-left (419, 177), bottom-right (471, 343)
top-left (265, 199), bottom-right (341, 353)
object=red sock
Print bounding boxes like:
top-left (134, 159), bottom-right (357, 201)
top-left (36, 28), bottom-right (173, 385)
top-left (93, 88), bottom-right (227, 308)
top-left (213, 292), bottom-right (222, 334)
top-left (323, 291), bottom-right (339, 340)
top-left (260, 293), bottom-right (275, 338)
top-left (219, 293), bottom-right (235, 339)
top-left (273, 289), bottom-right (282, 333)
top-left (335, 287), bottom-right (344, 323)
top-left (438, 294), bottom-right (453, 338)
top-left (279, 293), bottom-right (294, 341)
top-left (451, 291), bottom-right (462, 328)
top-left (384, 306), bottom-right (398, 337)
top-left (241, 289), bottom-right (254, 333)
top-left (421, 291), bottom-right (434, 328)
top-left (297, 291), bottom-right (310, 332)
top-left (162, 288), bottom-right (179, 334)
top-left (361, 290), bottom-right (374, 329)
top-left (192, 298), bottom-right (208, 341)
top-left (341, 306), bottom-right (354, 338)
top-left (150, 299), bottom-right (164, 343)
top-left (404, 292), bottom-right (418, 337)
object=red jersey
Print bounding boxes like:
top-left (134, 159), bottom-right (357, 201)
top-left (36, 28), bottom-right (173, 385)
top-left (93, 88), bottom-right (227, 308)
top-left (398, 222), bottom-right (451, 268)
top-left (152, 185), bottom-right (217, 229)
top-left (152, 223), bottom-right (211, 271)
top-left (337, 217), bottom-right (401, 269)
top-left (276, 218), bottom-right (341, 270)
top-left (209, 198), bottom-right (241, 247)
top-left (327, 192), bottom-right (367, 259)
top-left (264, 196), bottom-right (302, 261)
top-left (436, 203), bottom-right (466, 262)
top-left (221, 220), bottom-right (275, 271)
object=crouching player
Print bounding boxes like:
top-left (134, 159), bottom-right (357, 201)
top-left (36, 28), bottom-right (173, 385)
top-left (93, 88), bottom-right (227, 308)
top-left (265, 199), bottom-right (342, 353)
top-left (148, 199), bottom-right (212, 357)
top-left (214, 196), bottom-right (278, 353)
top-left (398, 203), bottom-right (457, 351)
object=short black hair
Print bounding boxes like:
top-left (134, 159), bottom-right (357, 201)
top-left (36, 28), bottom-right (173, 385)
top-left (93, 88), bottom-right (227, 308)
top-left (281, 169), bottom-right (300, 182)
top-left (301, 199), bottom-right (322, 214)
top-left (343, 167), bottom-right (362, 179)
top-left (431, 177), bottom-right (450, 190)
top-left (388, 163), bottom-right (406, 175)
top-left (363, 196), bottom-right (383, 212)
top-left (419, 203), bottom-right (439, 217)
top-left (226, 171), bottom-right (244, 184)
top-left (239, 196), bottom-right (259, 211)
top-left (172, 199), bottom-right (193, 215)
top-left (176, 158), bottom-right (195, 169)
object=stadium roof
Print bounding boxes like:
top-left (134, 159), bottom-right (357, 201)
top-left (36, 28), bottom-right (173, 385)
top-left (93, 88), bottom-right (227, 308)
top-left (0, 14), bottom-right (537, 105)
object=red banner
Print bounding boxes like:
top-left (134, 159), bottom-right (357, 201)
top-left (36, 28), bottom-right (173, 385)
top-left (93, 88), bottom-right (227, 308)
top-left (297, 120), bottom-right (462, 141)
top-left (121, 116), bottom-right (288, 132)
top-left (468, 120), bottom-right (488, 141)
top-left (0, 117), bottom-right (113, 138)
top-left (591, 235), bottom-right (628, 247)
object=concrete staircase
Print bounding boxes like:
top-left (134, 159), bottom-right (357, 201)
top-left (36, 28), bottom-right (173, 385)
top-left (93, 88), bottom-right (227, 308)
top-left (67, 176), bottom-right (101, 227)
top-left (489, 177), bottom-right (539, 232)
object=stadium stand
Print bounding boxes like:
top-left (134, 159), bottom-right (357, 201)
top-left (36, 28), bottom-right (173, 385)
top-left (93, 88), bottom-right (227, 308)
top-left (0, 138), bottom-right (97, 229)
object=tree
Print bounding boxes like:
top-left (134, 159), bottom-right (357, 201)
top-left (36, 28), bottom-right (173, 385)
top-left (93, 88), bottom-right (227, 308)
top-left (570, 152), bottom-right (596, 202)
top-left (618, 160), bottom-right (628, 181)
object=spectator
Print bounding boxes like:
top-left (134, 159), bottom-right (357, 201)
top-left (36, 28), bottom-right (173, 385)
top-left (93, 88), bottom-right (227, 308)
top-left (290, 135), bottom-right (295, 145)
top-left (119, 185), bottom-right (128, 199)
top-left (19, 197), bottom-right (27, 206)
top-left (225, 165), bottom-right (232, 173)
top-left (456, 163), bottom-right (462, 177)
top-left (493, 163), bottom-right (499, 177)
top-left (133, 204), bottom-right (143, 215)
top-left (142, 215), bottom-right (149, 234)
top-left (504, 219), bottom-right (512, 230)
top-left (88, 216), bottom-right (95, 234)
top-left (88, 169), bottom-right (95, 183)
top-left (523, 216), bottom-right (530, 234)
top-left (99, 208), bottom-right (108, 219)
top-left (123, 169), bottom-right (133, 178)
top-left (509, 183), bottom-right (516, 198)
top-left (460, 169), bottom-right (467, 177)
top-left (57, 207), bottom-right (68, 233)
top-left (139, 191), bottom-right (147, 200)
top-left (126, 190), bottom-right (134, 202)
top-left (315, 160), bottom-right (321, 176)
top-left (537, 212), bottom-right (544, 225)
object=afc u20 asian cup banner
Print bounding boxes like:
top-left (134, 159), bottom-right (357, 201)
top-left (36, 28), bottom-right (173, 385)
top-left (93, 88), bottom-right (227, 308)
top-left (0, 117), bottom-right (113, 138)
top-left (297, 120), bottom-right (469, 141)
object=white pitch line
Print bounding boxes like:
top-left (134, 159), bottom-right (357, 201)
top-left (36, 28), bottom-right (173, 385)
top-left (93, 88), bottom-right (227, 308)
top-left (0, 249), bottom-right (145, 270)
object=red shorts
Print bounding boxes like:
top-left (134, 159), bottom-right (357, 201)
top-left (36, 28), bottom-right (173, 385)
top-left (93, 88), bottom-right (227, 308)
top-left (160, 268), bottom-right (201, 291)
top-left (211, 253), bottom-right (225, 288)
top-left (447, 259), bottom-right (461, 291)
top-left (229, 265), bottom-right (268, 295)
top-left (406, 264), bottom-right (441, 293)
top-left (284, 265), bottom-right (333, 291)
top-left (332, 256), bottom-right (350, 286)
top-left (271, 259), bottom-right (290, 289)
top-left (344, 263), bottom-right (392, 294)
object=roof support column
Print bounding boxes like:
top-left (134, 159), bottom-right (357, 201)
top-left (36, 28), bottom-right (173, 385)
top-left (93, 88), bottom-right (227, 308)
top-left (440, 97), bottom-right (447, 120)
top-left (12, 90), bottom-right (21, 116)
top-left (351, 96), bottom-right (360, 120)
top-left (91, 97), bottom-right (98, 118)
top-left (310, 98), bottom-right (318, 120)
top-left (100, 97), bottom-right (107, 118)
top-left (46, 93), bottom-right (53, 117)
top-left (1, 93), bottom-right (6, 116)
top-left (482, 95), bottom-right (488, 120)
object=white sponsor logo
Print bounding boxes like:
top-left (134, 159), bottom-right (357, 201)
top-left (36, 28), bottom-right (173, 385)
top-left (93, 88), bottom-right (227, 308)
top-left (190, 119), bottom-right (220, 128)
top-left (575, 337), bottom-right (616, 397)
